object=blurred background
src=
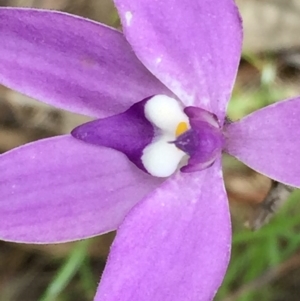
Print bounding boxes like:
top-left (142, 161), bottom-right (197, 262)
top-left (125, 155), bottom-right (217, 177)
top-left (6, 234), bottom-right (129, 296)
top-left (0, 0), bottom-right (300, 300)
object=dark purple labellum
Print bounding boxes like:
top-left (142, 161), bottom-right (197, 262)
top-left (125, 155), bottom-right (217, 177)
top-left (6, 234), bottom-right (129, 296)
top-left (71, 97), bottom-right (155, 172)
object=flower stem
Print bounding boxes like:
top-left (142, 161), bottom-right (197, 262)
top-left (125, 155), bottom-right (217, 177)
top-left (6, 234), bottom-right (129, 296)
top-left (39, 239), bottom-right (90, 301)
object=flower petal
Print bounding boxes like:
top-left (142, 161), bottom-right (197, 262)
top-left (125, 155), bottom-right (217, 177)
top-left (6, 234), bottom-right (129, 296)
top-left (0, 8), bottom-right (171, 118)
top-left (95, 158), bottom-right (230, 301)
top-left (225, 97), bottom-right (300, 187)
top-left (114, 0), bottom-right (242, 122)
top-left (0, 135), bottom-right (162, 243)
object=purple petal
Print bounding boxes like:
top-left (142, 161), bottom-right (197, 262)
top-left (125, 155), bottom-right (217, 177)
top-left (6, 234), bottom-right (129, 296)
top-left (72, 98), bottom-right (154, 173)
top-left (225, 97), bottom-right (300, 187)
top-left (0, 8), bottom-right (172, 118)
top-left (0, 135), bottom-right (162, 243)
top-left (114, 0), bottom-right (242, 122)
top-left (95, 158), bottom-right (231, 301)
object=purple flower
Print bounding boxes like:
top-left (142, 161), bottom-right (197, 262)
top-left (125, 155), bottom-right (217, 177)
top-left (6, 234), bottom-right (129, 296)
top-left (0, 1), bottom-right (300, 301)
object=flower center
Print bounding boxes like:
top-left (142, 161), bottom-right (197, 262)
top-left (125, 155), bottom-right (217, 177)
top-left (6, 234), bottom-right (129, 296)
top-left (140, 95), bottom-right (224, 177)
top-left (71, 94), bottom-right (224, 178)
